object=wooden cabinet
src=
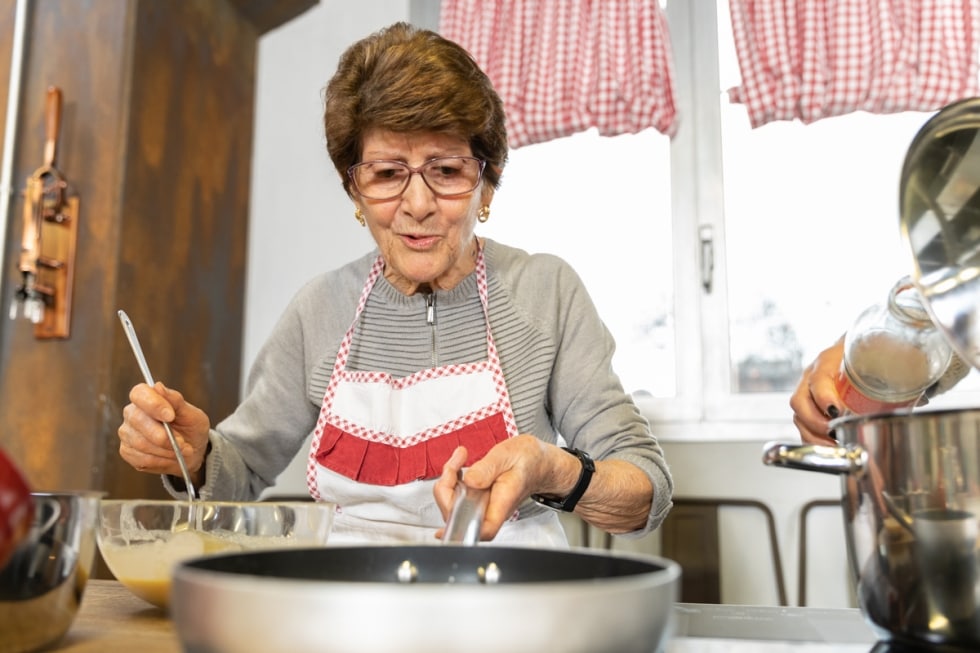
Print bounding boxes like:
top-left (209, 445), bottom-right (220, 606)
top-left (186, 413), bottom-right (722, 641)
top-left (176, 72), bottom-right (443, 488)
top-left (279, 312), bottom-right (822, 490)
top-left (0, 0), bottom-right (313, 501)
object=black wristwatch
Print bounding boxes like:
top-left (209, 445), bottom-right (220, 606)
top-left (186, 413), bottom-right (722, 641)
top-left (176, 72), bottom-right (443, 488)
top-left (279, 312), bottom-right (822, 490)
top-left (531, 447), bottom-right (595, 512)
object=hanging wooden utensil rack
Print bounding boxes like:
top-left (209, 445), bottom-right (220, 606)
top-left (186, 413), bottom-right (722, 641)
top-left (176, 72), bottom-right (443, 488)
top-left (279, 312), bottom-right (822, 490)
top-left (10, 86), bottom-right (80, 339)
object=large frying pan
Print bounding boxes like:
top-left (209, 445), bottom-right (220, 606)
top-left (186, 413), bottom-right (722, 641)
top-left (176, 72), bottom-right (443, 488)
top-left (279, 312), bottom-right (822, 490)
top-left (171, 544), bottom-right (679, 653)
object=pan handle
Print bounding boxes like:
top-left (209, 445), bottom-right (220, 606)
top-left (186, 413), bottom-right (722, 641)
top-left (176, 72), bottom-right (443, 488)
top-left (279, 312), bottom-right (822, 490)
top-left (443, 482), bottom-right (488, 546)
top-left (762, 441), bottom-right (868, 477)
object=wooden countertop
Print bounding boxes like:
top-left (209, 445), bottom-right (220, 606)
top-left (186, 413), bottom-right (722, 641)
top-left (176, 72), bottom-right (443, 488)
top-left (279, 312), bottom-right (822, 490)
top-left (52, 580), bottom-right (178, 652)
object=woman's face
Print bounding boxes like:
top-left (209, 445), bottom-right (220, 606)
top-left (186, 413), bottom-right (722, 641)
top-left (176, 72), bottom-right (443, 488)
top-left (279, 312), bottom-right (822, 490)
top-left (353, 129), bottom-right (492, 295)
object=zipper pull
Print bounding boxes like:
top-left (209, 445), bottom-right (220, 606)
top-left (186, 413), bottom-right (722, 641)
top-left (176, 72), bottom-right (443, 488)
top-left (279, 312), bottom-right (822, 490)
top-left (426, 293), bottom-right (435, 325)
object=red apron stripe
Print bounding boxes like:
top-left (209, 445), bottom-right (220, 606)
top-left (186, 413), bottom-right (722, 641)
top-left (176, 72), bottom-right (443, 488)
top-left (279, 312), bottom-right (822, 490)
top-left (358, 439), bottom-right (400, 485)
top-left (315, 424), bottom-right (369, 481)
top-left (397, 443), bottom-right (428, 485)
top-left (316, 413), bottom-right (511, 486)
top-left (457, 413), bottom-right (510, 464)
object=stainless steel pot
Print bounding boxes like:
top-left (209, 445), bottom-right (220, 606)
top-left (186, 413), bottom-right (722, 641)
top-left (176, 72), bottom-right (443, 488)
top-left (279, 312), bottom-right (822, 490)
top-left (764, 408), bottom-right (980, 648)
top-left (171, 544), bottom-right (680, 653)
top-left (764, 95), bottom-right (980, 647)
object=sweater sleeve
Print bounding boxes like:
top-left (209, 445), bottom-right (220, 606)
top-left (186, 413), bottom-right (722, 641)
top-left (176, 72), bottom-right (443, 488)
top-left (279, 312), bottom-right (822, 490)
top-left (500, 246), bottom-right (673, 536)
top-left (196, 298), bottom-right (320, 500)
top-left (163, 260), bottom-right (367, 502)
top-left (927, 350), bottom-right (973, 398)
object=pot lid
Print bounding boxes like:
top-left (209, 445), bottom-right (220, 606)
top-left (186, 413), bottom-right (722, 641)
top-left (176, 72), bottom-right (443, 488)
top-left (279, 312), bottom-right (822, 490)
top-left (899, 97), bottom-right (980, 371)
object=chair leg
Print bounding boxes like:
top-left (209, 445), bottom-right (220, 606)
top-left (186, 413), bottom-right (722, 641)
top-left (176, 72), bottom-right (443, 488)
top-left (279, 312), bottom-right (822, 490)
top-left (797, 499), bottom-right (842, 607)
top-left (665, 497), bottom-right (789, 606)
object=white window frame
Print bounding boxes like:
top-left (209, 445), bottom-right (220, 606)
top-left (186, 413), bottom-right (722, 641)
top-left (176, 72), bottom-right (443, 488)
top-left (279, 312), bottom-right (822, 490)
top-left (633, 0), bottom-right (794, 441)
top-left (425, 0), bottom-right (979, 441)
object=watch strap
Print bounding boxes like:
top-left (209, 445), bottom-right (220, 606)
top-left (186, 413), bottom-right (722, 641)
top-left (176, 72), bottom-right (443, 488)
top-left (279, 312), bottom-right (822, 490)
top-left (531, 447), bottom-right (595, 512)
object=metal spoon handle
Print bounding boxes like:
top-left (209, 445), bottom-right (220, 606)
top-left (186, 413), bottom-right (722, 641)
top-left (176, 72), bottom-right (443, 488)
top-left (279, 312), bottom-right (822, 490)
top-left (117, 310), bottom-right (197, 500)
top-left (443, 476), bottom-right (488, 546)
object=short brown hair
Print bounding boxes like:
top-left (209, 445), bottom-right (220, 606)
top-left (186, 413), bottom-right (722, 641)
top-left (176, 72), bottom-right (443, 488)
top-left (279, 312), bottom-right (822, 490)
top-left (324, 22), bottom-right (507, 196)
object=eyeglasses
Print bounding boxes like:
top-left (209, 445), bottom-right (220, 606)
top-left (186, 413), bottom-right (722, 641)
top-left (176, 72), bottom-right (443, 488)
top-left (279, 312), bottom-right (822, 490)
top-left (347, 156), bottom-right (486, 200)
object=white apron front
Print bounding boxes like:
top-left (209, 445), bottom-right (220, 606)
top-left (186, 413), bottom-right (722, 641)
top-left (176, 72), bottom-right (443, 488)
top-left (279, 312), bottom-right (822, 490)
top-left (306, 250), bottom-right (566, 546)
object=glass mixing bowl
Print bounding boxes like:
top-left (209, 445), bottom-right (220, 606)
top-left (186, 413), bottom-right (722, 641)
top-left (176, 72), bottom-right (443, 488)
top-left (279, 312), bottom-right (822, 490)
top-left (97, 498), bottom-right (335, 609)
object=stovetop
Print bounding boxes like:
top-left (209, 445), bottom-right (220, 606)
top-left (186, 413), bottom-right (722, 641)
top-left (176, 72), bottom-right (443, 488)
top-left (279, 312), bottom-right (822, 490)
top-left (664, 603), bottom-right (873, 652)
top-left (662, 603), bottom-right (975, 652)
top-left (869, 641), bottom-right (979, 653)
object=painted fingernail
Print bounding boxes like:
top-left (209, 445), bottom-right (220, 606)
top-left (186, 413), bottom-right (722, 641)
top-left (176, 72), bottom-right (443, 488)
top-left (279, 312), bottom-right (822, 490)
top-left (826, 405), bottom-right (840, 419)
top-left (828, 429), bottom-right (838, 441)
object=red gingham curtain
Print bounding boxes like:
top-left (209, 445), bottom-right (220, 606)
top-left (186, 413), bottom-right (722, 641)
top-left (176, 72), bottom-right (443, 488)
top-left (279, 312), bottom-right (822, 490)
top-left (727, 0), bottom-right (980, 128)
top-left (439, 0), bottom-right (677, 149)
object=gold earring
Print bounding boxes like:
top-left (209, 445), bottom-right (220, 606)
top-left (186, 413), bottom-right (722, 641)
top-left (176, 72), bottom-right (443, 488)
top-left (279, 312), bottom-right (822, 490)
top-left (477, 206), bottom-right (490, 223)
top-left (354, 208), bottom-right (366, 227)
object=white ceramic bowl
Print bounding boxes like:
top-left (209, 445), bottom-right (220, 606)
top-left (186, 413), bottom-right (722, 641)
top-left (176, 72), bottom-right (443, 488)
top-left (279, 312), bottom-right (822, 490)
top-left (97, 499), bottom-right (334, 609)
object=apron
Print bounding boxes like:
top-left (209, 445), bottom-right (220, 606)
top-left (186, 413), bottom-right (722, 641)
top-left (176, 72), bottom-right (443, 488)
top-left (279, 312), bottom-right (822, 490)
top-left (306, 248), bottom-right (567, 547)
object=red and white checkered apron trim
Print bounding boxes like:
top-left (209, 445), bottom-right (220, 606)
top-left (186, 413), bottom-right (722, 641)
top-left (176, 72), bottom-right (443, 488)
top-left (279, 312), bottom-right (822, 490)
top-left (320, 396), bottom-right (509, 447)
top-left (337, 359), bottom-right (490, 389)
top-left (307, 246), bottom-right (518, 493)
top-left (440, 0), bottom-right (678, 148)
top-left (727, 0), bottom-right (980, 128)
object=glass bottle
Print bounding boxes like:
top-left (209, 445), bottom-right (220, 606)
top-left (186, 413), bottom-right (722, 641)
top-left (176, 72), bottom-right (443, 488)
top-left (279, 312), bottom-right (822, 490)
top-left (835, 277), bottom-right (952, 415)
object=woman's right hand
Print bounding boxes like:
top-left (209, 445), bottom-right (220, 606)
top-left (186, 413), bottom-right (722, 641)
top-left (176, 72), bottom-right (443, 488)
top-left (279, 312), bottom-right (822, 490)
top-left (118, 382), bottom-right (211, 484)
top-left (789, 337), bottom-right (845, 445)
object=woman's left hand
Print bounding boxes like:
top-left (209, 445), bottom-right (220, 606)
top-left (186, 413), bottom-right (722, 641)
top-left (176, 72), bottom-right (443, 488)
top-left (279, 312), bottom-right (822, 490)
top-left (434, 435), bottom-right (554, 541)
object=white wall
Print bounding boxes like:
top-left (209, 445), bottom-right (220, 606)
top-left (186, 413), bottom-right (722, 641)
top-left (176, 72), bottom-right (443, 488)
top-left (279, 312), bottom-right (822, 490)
top-left (635, 441), bottom-right (854, 608)
top-left (246, 2), bottom-right (855, 609)
top-left (245, 2), bottom-right (402, 379)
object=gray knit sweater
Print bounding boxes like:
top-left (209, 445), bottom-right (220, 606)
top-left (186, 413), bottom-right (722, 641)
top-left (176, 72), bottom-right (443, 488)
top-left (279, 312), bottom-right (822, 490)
top-left (188, 238), bottom-right (673, 536)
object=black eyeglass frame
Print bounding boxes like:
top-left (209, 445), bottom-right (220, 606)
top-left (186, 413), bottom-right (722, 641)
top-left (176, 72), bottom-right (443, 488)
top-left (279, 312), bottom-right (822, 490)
top-left (347, 156), bottom-right (487, 200)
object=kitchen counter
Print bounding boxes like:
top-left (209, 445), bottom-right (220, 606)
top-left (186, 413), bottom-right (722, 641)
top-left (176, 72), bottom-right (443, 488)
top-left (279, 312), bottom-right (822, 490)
top-left (666, 602), bottom-right (877, 652)
top-left (51, 580), bottom-right (879, 652)
top-left (50, 580), bottom-right (178, 652)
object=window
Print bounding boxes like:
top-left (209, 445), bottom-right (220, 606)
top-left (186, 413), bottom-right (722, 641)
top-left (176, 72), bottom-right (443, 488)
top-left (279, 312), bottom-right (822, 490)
top-left (485, 129), bottom-right (675, 398)
top-left (484, 0), bottom-right (980, 439)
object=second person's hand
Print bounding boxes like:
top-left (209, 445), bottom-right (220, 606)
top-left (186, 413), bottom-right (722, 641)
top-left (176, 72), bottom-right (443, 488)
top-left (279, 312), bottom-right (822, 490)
top-left (789, 337), bottom-right (845, 445)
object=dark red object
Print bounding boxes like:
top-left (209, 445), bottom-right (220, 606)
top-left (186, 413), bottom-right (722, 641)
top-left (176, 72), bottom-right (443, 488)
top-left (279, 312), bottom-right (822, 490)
top-left (0, 447), bottom-right (34, 570)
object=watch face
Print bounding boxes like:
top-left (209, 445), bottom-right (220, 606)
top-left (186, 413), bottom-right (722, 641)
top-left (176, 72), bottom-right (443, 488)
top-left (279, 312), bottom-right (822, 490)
top-left (530, 493), bottom-right (565, 511)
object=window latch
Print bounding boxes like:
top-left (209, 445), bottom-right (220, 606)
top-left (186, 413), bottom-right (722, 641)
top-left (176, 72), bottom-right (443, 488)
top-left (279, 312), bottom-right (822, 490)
top-left (699, 224), bottom-right (714, 293)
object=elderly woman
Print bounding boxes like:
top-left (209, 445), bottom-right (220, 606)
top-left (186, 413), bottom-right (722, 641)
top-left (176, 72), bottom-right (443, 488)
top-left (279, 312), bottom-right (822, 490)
top-left (118, 22), bottom-right (673, 545)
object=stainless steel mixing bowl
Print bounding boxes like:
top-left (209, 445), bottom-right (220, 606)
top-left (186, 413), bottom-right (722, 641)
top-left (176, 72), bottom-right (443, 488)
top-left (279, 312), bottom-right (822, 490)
top-left (0, 491), bottom-right (102, 653)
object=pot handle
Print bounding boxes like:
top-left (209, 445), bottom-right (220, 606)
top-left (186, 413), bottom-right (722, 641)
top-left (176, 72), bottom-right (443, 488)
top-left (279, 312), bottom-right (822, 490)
top-left (762, 441), bottom-right (868, 477)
